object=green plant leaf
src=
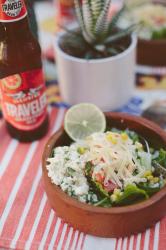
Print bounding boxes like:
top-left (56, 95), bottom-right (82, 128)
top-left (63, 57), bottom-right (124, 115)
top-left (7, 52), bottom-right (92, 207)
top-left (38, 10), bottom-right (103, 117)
top-left (105, 24), bottom-right (136, 44)
top-left (108, 6), bottom-right (126, 33)
top-left (59, 31), bottom-right (87, 56)
top-left (107, 47), bottom-right (119, 55)
top-left (63, 1), bottom-right (137, 58)
top-left (152, 28), bottom-right (166, 40)
top-left (82, 0), bottom-right (95, 43)
top-left (82, 0), bottom-right (92, 29)
top-left (94, 0), bottom-right (111, 37)
top-left (74, 0), bottom-right (87, 37)
top-left (74, 0), bottom-right (92, 43)
top-left (91, 0), bottom-right (104, 23)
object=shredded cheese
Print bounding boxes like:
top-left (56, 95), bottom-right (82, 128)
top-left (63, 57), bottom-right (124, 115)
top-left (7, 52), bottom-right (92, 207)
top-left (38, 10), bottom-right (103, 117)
top-left (47, 131), bottom-right (152, 201)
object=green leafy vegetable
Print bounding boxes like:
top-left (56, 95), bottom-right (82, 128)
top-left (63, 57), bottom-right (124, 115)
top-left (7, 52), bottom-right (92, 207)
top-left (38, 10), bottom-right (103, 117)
top-left (112, 184), bottom-right (149, 206)
top-left (125, 129), bottom-right (139, 143)
top-left (92, 181), bottom-right (109, 198)
top-left (153, 149), bottom-right (166, 168)
top-left (85, 162), bottom-right (92, 176)
top-left (85, 162), bottom-right (109, 199)
top-left (66, 167), bottom-right (76, 176)
top-left (94, 197), bottom-right (112, 207)
top-left (137, 182), bottom-right (160, 196)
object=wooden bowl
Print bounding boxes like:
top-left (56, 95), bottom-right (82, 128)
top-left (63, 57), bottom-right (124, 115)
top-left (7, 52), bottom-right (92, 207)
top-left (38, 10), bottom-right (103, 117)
top-left (42, 112), bottom-right (166, 237)
top-left (137, 38), bottom-right (166, 66)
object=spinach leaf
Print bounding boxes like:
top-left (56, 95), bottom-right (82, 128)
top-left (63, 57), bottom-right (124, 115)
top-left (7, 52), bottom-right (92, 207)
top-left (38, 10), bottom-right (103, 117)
top-left (125, 130), bottom-right (139, 143)
top-left (113, 184), bottom-right (149, 206)
top-left (85, 162), bottom-right (92, 176)
top-left (137, 182), bottom-right (160, 196)
top-left (94, 197), bottom-right (112, 207)
top-left (92, 181), bottom-right (109, 198)
top-left (153, 149), bottom-right (166, 168)
top-left (85, 162), bottom-right (109, 199)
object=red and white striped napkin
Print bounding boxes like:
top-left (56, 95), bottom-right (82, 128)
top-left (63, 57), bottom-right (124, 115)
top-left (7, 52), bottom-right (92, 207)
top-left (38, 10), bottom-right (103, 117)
top-left (0, 107), bottom-right (166, 250)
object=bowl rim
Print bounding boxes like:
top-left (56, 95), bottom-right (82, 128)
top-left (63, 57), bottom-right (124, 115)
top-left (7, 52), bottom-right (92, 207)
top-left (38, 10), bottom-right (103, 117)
top-left (42, 112), bottom-right (166, 215)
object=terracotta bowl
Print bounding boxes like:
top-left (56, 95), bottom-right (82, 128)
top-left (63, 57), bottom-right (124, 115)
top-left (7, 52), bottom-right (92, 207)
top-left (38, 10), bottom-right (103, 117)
top-left (137, 38), bottom-right (166, 66)
top-left (42, 112), bottom-right (166, 237)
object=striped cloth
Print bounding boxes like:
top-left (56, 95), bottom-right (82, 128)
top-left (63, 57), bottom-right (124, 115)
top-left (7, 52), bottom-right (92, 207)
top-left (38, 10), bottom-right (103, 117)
top-left (0, 106), bottom-right (166, 250)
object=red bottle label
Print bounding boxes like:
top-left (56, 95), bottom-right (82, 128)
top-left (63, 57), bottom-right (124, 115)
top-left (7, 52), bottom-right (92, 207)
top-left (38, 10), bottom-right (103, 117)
top-left (0, 69), bottom-right (48, 131)
top-left (0, 0), bottom-right (27, 22)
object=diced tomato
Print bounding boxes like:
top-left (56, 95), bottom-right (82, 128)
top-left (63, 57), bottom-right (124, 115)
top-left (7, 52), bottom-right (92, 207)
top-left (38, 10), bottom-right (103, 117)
top-left (104, 180), bottom-right (118, 192)
top-left (154, 17), bottom-right (165, 25)
top-left (95, 173), bottom-right (104, 183)
top-left (100, 157), bottom-right (105, 163)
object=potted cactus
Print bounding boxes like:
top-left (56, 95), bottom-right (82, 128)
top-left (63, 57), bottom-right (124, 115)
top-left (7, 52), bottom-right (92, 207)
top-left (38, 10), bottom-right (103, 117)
top-left (54, 0), bottom-right (137, 111)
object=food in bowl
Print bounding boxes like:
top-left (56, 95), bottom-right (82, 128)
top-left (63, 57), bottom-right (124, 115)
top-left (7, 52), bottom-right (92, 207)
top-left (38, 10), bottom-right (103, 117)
top-left (46, 128), bottom-right (166, 207)
top-left (42, 108), bottom-right (166, 237)
top-left (121, 3), bottom-right (166, 40)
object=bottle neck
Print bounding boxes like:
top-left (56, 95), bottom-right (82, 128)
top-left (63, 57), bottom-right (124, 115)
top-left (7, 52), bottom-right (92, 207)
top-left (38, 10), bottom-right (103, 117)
top-left (0, 0), bottom-right (31, 39)
top-left (0, 0), bottom-right (28, 24)
top-left (1, 16), bottom-right (30, 35)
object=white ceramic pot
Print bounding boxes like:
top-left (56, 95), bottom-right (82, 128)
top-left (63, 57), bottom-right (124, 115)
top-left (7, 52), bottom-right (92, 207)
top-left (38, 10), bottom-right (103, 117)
top-left (54, 33), bottom-right (137, 111)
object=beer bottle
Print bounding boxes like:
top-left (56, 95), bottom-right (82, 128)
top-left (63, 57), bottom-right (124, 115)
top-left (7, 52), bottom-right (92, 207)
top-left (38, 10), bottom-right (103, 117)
top-left (0, 0), bottom-right (49, 142)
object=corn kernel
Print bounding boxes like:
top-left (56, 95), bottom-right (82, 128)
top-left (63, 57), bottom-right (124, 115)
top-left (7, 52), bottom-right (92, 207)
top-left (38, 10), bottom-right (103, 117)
top-left (110, 194), bottom-right (117, 202)
top-left (143, 171), bottom-right (152, 177)
top-left (106, 134), bottom-right (117, 144)
top-left (135, 141), bottom-right (143, 149)
top-left (77, 147), bottom-right (86, 155)
top-left (121, 132), bottom-right (128, 141)
top-left (114, 188), bottom-right (121, 195)
top-left (147, 175), bottom-right (154, 181)
top-left (152, 177), bottom-right (159, 184)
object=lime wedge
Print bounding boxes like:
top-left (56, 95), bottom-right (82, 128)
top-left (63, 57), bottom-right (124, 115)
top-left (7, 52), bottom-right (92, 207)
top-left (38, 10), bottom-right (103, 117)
top-left (64, 103), bottom-right (106, 141)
